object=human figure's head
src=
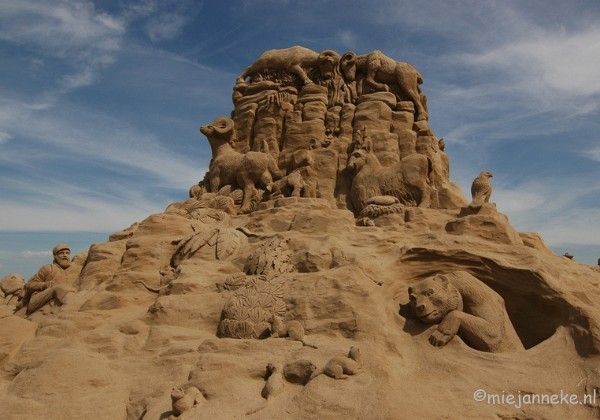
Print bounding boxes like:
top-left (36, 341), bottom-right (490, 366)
top-left (52, 244), bottom-right (71, 269)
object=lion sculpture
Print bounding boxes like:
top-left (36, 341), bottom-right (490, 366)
top-left (340, 50), bottom-right (428, 121)
top-left (347, 128), bottom-right (431, 213)
top-left (237, 46), bottom-right (340, 86)
top-left (200, 117), bottom-right (284, 213)
top-left (407, 271), bottom-right (524, 353)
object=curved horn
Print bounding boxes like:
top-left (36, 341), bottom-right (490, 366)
top-left (341, 51), bottom-right (357, 63)
top-left (213, 117), bottom-right (235, 135)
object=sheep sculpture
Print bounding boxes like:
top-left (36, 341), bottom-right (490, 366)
top-left (200, 117), bottom-right (284, 213)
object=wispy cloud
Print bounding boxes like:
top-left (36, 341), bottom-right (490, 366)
top-left (465, 26), bottom-right (600, 99)
top-left (145, 6), bottom-right (200, 41)
top-left (121, 0), bottom-right (202, 42)
top-left (494, 186), bottom-right (546, 214)
top-left (0, 132), bottom-right (11, 144)
top-left (583, 145), bottom-right (600, 162)
top-left (0, 97), bottom-right (204, 189)
top-left (0, 175), bottom-right (169, 231)
top-left (0, 1), bottom-right (125, 106)
top-left (0, 1), bottom-right (125, 52)
top-left (20, 250), bottom-right (52, 258)
top-left (336, 30), bottom-right (357, 50)
top-left (494, 178), bottom-right (600, 246)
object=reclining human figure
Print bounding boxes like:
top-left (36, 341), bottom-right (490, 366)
top-left (16, 243), bottom-right (80, 316)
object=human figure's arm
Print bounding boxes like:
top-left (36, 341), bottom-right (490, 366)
top-left (26, 265), bottom-right (54, 292)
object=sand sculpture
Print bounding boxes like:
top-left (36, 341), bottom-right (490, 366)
top-left (269, 315), bottom-right (318, 348)
top-left (14, 244), bottom-right (82, 316)
top-left (246, 363), bottom-right (286, 415)
top-left (2, 46), bottom-right (600, 419)
top-left (469, 170), bottom-right (494, 211)
top-left (339, 50), bottom-right (428, 121)
top-left (309, 346), bottom-right (362, 380)
top-left (406, 271), bottom-right (524, 353)
top-left (347, 127), bottom-right (432, 212)
top-left (200, 116), bottom-right (284, 213)
top-left (204, 45), bottom-right (467, 213)
top-left (237, 46), bottom-right (341, 87)
top-left (170, 386), bottom-right (204, 417)
top-left (267, 148), bottom-right (318, 199)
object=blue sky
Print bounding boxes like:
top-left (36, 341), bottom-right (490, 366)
top-left (1, 0), bottom-right (599, 278)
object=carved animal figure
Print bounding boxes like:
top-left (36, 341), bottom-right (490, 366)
top-left (267, 149), bottom-right (317, 199)
top-left (237, 46), bottom-right (340, 86)
top-left (267, 171), bottom-right (306, 199)
top-left (347, 129), bottom-right (431, 213)
top-left (340, 50), bottom-right (428, 121)
top-left (283, 359), bottom-right (318, 385)
top-left (469, 170), bottom-right (493, 211)
top-left (310, 346), bottom-right (362, 380)
top-left (246, 363), bottom-right (285, 415)
top-left (200, 117), bottom-right (284, 213)
top-left (291, 149), bottom-right (318, 198)
top-left (170, 386), bottom-right (204, 417)
top-left (270, 315), bottom-right (318, 349)
top-left (407, 271), bottom-right (524, 353)
top-left (0, 273), bottom-right (24, 306)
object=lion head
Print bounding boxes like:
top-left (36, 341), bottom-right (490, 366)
top-left (408, 274), bottom-right (462, 324)
top-left (317, 50), bottom-right (341, 80)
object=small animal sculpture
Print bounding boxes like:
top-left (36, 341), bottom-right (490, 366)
top-left (469, 170), bottom-right (493, 211)
top-left (438, 138), bottom-right (445, 152)
top-left (237, 46), bottom-right (340, 86)
top-left (266, 171), bottom-right (306, 199)
top-left (0, 273), bottom-right (24, 306)
top-left (310, 346), bottom-right (362, 380)
top-left (347, 128), bottom-right (431, 213)
top-left (200, 117), bottom-right (284, 213)
top-left (269, 315), bottom-right (318, 349)
top-left (407, 271), bottom-right (524, 353)
top-left (246, 363), bottom-right (285, 415)
top-left (170, 386), bottom-right (204, 417)
top-left (291, 148), bottom-right (318, 198)
top-left (267, 149), bottom-right (318, 199)
top-left (340, 50), bottom-right (428, 121)
top-left (282, 359), bottom-right (318, 385)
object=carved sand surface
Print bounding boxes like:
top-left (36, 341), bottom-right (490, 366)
top-left (2, 46), bottom-right (600, 419)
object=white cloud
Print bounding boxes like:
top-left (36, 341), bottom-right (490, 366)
top-left (493, 187), bottom-right (546, 213)
top-left (0, 190), bottom-right (166, 232)
top-left (145, 11), bottom-right (189, 41)
top-left (336, 30), bottom-right (357, 50)
top-left (121, 0), bottom-right (201, 42)
top-left (0, 1), bottom-right (124, 55)
top-left (465, 26), bottom-right (600, 98)
top-left (0, 97), bottom-right (203, 189)
top-left (20, 250), bottom-right (52, 258)
top-left (0, 1), bottom-right (126, 105)
top-left (494, 178), bottom-right (600, 246)
top-left (0, 131), bottom-right (12, 144)
top-left (584, 145), bottom-right (600, 162)
top-left (520, 208), bottom-right (600, 246)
